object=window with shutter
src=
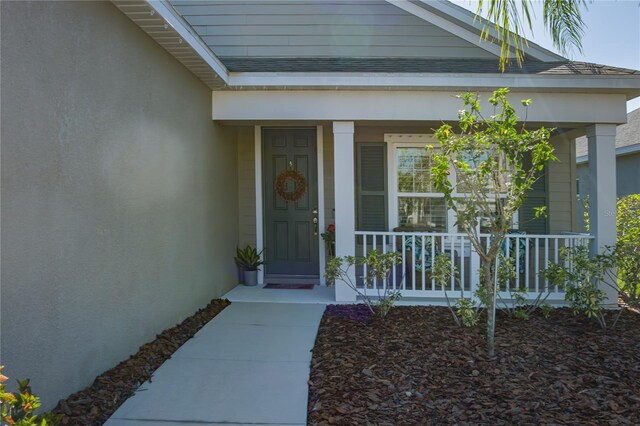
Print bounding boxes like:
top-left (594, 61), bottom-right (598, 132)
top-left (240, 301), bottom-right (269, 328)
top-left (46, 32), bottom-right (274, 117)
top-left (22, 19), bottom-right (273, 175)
top-left (356, 143), bottom-right (387, 231)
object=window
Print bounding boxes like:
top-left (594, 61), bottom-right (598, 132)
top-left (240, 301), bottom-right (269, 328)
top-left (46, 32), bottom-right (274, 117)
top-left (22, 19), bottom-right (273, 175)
top-left (387, 135), bottom-right (448, 232)
top-left (396, 147), bottom-right (447, 231)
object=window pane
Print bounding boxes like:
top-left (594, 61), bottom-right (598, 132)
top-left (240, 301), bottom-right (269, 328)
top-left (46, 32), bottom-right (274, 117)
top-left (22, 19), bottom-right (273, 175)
top-left (398, 197), bottom-right (447, 232)
top-left (456, 152), bottom-right (508, 194)
top-left (397, 147), bottom-right (438, 193)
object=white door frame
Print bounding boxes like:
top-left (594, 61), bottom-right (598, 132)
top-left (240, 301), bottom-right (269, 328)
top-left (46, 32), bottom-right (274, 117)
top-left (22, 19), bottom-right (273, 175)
top-left (254, 125), bottom-right (326, 286)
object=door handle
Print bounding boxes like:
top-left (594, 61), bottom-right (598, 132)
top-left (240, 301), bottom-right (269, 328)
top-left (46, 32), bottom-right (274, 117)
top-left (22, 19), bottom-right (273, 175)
top-left (313, 207), bottom-right (318, 235)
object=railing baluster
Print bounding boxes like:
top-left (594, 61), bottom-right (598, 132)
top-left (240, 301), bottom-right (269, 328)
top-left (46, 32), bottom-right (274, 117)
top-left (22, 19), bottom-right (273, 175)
top-left (431, 237), bottom-right (436, 291)
top-left (460, 235), bottom-right (465, 294)
top-left (449, 235), bottom-right (454, 292)
top-left (392, 234), bottom-right (397, 290)
top-left (411, 235), bottom-right (416, 291)
top-left (364, 234), bottom-right (369, 290)
top-left (515, 236), bottom-right (520, 290)
top-left (402, 235), bottom-right (406, 291)
top-left (525, 236), bottom-right (529, 291)
top-left (382, 235), bottom-right (388, 289)
top-left (544, 238), bottom-right (549, 292)
top-left (421, 235), bottom-right (425, 291)
top-left (504, 236), bottom-right (511, 291)
top-left (554, 239), bottom-right (559, 293)
top-left (534, 237), bottom-right (540, 293)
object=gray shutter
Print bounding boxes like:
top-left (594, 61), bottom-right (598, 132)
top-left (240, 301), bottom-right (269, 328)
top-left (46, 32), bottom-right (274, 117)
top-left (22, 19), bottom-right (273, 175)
top-left (357, 143), bottom-right (387, 231)
top-left (519, 153), bottom-right (548, 234)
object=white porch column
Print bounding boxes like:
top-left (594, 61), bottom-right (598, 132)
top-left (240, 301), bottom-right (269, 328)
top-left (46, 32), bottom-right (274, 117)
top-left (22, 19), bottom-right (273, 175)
top-left (586, 124), bottom-right (618, 305)
top-left (333, 122), bottom-right (358, 302)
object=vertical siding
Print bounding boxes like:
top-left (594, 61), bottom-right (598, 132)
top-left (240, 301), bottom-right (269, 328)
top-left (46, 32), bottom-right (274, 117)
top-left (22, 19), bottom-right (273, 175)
top-left (547, 135), bottom-right (576, 233)
top-left (237, 127), bottom-right (257, 248)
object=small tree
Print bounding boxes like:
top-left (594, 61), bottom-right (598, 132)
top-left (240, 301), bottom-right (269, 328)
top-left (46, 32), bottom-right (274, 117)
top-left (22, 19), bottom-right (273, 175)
top-left (326, 250), bottom-right (402, 318)
top-left (431, 88), bottom-right (556, 357)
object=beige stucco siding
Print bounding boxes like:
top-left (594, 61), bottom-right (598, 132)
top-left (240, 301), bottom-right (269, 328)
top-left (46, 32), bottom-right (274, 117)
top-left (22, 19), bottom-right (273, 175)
top-left (547, 135), bottom-right (577, 233)
top-left (1, 1), bottom-right (238, 409)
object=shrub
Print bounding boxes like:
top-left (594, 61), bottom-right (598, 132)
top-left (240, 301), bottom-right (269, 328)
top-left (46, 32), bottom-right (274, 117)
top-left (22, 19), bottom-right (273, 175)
top-left (545, 246), bottom-right (620, 329)
top-left (616, 194), bottom-right (640, 305)
top-left (0, 366), bottom-right (60, 426)
top-left (432, 254), bottom-right (483, 327)
top-left (581, 194), bottom-right (640, 309)
top-left (325, 250), bottom-right (402, 318)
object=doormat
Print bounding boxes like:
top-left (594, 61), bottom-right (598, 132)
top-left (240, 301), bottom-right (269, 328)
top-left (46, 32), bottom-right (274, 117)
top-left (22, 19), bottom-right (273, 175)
top-left (264, 283), bottom-right (315, 290)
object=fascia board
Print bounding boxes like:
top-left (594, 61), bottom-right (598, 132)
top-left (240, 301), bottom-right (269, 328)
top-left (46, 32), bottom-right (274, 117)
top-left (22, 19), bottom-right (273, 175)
top-left (227, 72), bottom-right (640, 93)
top-left (407, 0), bottom-right (565, 62)
top-left (577, 143), bottom-right (640, 164)
top-left (147, 0), bottom-right (229, 83)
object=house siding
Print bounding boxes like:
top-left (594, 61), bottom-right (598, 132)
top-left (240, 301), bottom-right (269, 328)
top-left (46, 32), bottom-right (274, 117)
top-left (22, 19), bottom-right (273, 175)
top-left (576, 152), bottom-right (640, 232)
top-left (547, 135), bottom-right (577, 233)
top-left (1, 0), bottom-right (238, 409)
top-left (237, 127), bottom-right (257, 248)
top-left (171, 0), bottom-right (496, 59)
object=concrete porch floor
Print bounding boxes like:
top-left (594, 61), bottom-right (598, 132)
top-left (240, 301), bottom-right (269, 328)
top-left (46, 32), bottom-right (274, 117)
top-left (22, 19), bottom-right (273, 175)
top-left (105, 302), bottom-right (325, 425)
top-left (224, 284), bottom-right (336, 304)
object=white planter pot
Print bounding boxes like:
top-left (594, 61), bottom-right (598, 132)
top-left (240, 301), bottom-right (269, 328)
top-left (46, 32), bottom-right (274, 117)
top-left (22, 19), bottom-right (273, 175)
top-left (244, 270), bottom-right (258, 286)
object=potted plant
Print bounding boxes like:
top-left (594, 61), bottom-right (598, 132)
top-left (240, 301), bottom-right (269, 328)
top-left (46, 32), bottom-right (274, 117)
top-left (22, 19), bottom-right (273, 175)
top-left (234, 245), bottom-right (265, 286)
top-left (321, 224), bottom-right (336, 257)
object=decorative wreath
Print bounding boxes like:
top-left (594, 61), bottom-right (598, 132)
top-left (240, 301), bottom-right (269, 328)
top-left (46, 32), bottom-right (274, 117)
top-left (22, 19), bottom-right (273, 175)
top-left (275, 169), bottom-right (307, 203)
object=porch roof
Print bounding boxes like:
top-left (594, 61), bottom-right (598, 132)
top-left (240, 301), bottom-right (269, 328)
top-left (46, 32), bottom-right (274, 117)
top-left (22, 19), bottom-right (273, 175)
top-left (220, 58), bottom-right (640, 75)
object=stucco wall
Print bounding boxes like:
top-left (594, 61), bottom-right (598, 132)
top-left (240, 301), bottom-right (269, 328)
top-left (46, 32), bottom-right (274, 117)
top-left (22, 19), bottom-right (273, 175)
top-left (1, 0), bottom-right (238, 409)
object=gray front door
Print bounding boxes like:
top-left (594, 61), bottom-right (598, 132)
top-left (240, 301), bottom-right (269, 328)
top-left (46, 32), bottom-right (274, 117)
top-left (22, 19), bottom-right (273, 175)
top-left (263, 128), bottom-right (319, 279)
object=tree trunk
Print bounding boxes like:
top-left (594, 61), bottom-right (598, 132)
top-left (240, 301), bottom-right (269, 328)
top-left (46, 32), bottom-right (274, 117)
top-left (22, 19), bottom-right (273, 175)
top-left (483, 263), bottom-right (496, 357)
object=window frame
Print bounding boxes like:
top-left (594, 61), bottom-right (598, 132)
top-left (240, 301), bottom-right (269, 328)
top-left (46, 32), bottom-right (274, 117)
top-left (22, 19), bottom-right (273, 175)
top-left (386, 134), bottom-right (518, 234)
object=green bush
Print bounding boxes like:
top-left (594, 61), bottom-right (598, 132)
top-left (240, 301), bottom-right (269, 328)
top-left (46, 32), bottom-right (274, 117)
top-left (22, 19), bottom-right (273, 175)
top-left (616, 194), bottom-right (640, 304)
top-left (1, 366), bottom-right (60, 425)
top-left (545, 246), bottom-right (619, 329)
top-left (325, 250), bottom-right (402, 318)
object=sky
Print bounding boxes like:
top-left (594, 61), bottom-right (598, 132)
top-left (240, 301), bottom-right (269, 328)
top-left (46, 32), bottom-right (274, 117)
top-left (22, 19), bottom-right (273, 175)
top-left (449, 0), bottom-right (640, 112)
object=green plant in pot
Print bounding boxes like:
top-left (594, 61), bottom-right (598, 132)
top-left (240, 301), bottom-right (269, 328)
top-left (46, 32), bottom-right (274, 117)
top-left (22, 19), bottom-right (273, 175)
top-left (235, 245), bottom-right (265, 286)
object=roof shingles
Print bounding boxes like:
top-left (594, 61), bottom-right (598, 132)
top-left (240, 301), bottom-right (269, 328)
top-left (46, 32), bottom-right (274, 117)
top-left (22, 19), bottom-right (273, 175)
top-left (221, 57), bottom-right (640, 75)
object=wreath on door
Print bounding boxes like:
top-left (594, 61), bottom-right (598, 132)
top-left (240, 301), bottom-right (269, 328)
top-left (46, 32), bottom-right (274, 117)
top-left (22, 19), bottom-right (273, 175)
top-left (275, 169), bottom-right (307, 203)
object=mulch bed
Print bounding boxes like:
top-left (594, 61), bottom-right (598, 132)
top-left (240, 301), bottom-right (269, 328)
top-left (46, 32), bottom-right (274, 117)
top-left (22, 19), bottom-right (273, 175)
top-left (308, 305), bottom-right (640, 425)
top-left (50, 299), bottom-right (230, 425)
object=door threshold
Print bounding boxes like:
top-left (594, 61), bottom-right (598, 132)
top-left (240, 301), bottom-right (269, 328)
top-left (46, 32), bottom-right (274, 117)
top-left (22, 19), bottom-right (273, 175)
top-left (264, 275), bottom-right (320, 285)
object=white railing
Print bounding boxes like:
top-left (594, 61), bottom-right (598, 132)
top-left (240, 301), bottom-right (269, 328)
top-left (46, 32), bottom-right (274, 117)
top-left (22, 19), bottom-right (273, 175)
top-left (354, 231), bottom-right (593, 301)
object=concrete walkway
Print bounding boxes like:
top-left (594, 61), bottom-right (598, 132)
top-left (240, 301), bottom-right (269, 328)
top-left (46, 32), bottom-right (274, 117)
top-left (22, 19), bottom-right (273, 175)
top-left (105, 302), bottom-right (325, 426)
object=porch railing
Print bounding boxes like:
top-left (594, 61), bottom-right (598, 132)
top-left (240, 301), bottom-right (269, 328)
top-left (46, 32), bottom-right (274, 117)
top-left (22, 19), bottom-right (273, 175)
top-left (354, 231), bottom-right (593, 301)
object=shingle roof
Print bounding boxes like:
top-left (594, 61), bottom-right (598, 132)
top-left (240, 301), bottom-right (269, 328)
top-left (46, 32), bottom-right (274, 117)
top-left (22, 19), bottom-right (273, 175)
top-left (221, 57), bottom-right (640, 75)
top-left (576, 108), bottom-right (640, 158)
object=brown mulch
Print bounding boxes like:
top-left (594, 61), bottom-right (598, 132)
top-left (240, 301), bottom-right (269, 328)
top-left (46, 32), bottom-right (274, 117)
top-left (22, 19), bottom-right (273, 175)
top-left (50, 299), bottom-right (230, 425)
top-left (308, 305), bottom-right (640, 425)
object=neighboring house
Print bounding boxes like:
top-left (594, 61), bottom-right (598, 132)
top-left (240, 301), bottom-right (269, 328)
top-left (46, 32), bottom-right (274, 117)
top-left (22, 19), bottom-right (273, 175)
top-left (2, 0), bottom-right (639, 409)
top-left (575, 109), bottom-right (640, 232)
